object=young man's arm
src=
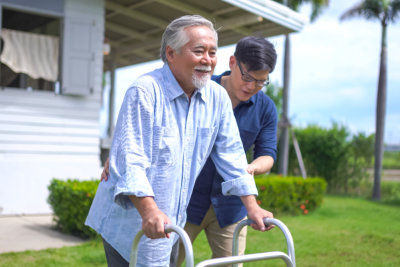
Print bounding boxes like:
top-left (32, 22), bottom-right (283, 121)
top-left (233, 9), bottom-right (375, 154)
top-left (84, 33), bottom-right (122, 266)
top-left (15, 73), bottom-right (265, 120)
top-left (247, 155), bottom-right (274, 175)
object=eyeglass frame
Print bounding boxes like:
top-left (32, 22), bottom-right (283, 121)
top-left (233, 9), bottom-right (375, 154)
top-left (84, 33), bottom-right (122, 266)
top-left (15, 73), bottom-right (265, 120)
top-left (237, 61), bottom-right (270, 87)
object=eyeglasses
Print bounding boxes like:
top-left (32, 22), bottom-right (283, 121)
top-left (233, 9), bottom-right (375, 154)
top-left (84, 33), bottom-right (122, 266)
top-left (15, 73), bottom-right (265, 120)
top-left (237, 61), bottom-right (270, 87)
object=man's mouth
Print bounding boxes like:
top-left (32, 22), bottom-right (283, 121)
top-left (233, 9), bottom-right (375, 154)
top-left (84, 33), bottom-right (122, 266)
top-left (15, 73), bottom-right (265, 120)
top-left (194, 66), bottom-right (212, 74)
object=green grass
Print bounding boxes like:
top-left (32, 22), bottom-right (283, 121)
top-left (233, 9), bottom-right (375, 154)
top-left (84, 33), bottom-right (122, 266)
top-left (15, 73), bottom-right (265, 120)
top-left (0, 238), bottom-right (106, 267)
top-left (191, 196), bottom-right (400, 266)
top-left (383, 151), bottom-right (400, 169)
top-left (1, 196), bottom-right (399, 266)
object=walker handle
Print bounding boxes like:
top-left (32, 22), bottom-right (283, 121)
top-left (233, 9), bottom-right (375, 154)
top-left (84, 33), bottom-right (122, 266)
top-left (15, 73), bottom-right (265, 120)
top-left (129, 224), bottom-right (194, 267)
top-left (232, 218), bottom-right (296, 267)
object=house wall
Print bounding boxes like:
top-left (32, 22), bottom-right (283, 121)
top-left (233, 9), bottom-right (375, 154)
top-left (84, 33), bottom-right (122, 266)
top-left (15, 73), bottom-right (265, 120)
top-left (0, 0), bottom-right (104, 215)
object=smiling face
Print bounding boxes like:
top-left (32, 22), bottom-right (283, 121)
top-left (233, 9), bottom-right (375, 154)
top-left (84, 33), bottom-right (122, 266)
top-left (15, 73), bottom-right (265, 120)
top-left (227, 55), bottom-right (269, 105)
top-left (166, 25), bottom-right (217, 95)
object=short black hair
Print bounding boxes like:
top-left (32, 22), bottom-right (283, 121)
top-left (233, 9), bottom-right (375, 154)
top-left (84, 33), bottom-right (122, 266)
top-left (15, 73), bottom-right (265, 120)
top-left (234, 36), bottom-right (277, 73)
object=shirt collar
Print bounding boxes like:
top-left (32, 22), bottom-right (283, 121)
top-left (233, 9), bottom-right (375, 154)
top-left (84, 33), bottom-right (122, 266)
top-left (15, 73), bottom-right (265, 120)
top-left (162, 63), bottom-right (207, 103)
top-left (240, 94), bottom-right (256, 105)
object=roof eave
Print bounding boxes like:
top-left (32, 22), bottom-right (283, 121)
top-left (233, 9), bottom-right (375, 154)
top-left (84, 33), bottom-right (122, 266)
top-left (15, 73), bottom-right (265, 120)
top-left (222, 0), bottom-right (309, 32)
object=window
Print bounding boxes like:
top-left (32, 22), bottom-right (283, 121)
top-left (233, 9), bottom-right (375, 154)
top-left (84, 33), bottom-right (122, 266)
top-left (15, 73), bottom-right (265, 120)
top-left (0, 8), bottom-right (61, 91)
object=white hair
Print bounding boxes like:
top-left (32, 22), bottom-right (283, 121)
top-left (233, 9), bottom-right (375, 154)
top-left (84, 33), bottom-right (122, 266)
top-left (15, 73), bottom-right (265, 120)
top-left (160, 15), bottom-right (218, 62)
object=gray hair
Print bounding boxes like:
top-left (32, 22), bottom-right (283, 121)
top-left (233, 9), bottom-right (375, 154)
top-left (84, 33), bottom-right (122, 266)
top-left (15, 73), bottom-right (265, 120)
top-left (160, 15), bottom-right (218, 62)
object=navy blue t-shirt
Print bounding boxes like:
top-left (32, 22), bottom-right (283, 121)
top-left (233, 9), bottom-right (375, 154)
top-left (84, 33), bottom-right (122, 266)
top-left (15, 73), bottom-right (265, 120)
top-left (186, 71), bottom-right (278, 228)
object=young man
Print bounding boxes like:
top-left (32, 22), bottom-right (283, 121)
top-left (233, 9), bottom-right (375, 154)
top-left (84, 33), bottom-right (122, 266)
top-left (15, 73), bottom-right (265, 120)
top-left (173, 36), bottom-right (278, 267)
top-left (88, 16), bottom-right (273, 267)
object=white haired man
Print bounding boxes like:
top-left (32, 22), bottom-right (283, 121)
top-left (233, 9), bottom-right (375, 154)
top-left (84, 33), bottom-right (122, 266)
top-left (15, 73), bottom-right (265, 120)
top-left (86, 15), bottom-right (273, 267)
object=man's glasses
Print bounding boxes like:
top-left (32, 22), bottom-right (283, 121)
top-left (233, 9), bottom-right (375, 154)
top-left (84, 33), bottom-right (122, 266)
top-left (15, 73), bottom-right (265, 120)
top-left (237, 61), bottom-right (270, 87)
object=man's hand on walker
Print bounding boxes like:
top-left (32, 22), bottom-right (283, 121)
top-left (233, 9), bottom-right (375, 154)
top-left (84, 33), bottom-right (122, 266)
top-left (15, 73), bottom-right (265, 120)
top-left (129, 196), bottom-right (172, 239)
top-left (240, 195), bottom-right (274, 232)
top-left (101, 157), bottom-right (110, 181)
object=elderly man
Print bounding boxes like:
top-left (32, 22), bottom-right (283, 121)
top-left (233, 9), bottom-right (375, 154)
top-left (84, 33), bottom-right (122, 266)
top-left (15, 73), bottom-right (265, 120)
top-left (86, 15), bottom-right (273, 267)
top-left (173, 36), bottom-right (278, 267)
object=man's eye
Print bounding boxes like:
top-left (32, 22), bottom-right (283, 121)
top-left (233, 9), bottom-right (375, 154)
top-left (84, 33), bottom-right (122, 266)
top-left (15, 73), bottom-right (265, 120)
top-left (244, 75), bottom-right (254, 82)
top-left (194, 50), bottom-right (203, 54)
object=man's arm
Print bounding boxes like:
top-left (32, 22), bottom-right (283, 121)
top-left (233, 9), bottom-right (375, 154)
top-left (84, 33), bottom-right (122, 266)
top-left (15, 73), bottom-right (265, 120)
top-left (210, 90), bottom-right (274, 231)
top-left (129, 196), bottom-right (171, 239)
top-left (110, 86), bottom-right (171, 239)
top-left (240, 195), bottom-right (274, 231)
top-left (247, 155), bottom-right (274, 175)
top-left (100, 159), bottom-right (170, 238)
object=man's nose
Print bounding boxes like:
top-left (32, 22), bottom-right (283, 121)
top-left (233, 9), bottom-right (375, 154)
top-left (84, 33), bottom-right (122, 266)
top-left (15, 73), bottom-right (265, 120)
top-left (200, 52), bottom-right (212, 65)
top-left (245, 81), bottom-right (256, 90)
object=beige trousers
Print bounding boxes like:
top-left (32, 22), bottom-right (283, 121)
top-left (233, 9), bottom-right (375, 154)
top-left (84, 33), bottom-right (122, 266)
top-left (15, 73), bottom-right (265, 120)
top-left (177, 206), bottom-right (247, 267)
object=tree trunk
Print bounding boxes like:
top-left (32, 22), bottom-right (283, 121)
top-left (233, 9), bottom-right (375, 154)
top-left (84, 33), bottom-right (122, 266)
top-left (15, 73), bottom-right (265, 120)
top-left (278, 34), bottom-right (291, 176)
top-left (372, 23), bottom-right (387, 201)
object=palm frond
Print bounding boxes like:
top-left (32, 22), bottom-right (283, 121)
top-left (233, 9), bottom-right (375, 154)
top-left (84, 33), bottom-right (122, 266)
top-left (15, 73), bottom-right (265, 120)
top-left (339, 2), bottom-right (364, 21)
top-left (272, 0), bottom-right (329, 21)
top-left (310, 0), bottom-right (330, 22)
top-left (388, 0), bottom-right (400, 22)
top-left (340, 0), bottom-right (384, 22)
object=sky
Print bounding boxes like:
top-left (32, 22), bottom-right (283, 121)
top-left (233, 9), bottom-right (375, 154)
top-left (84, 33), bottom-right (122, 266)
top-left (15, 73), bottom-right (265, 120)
top-left (102, 0), bottom-right (400, 144)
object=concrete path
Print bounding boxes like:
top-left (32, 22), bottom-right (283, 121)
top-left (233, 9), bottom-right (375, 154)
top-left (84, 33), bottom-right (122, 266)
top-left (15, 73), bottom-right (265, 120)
top-left (0, 215), bottom-right (85, 254)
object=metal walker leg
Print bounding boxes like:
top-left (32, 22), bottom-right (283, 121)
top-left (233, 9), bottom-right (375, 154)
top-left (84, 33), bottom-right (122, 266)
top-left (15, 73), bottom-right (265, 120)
top-left (129, 218), bottom-right (295, 267)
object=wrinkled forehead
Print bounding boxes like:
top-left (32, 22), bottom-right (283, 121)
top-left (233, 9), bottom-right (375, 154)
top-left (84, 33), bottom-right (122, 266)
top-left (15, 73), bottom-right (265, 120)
top-left (183, 25), bottom-right (217, 46)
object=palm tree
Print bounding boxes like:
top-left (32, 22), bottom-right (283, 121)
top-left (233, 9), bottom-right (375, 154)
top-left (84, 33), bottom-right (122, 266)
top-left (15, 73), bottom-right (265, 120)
top-left (340, 0), bottom-right (400, 201)
top-left (272, 0), bottom-right (329, 176)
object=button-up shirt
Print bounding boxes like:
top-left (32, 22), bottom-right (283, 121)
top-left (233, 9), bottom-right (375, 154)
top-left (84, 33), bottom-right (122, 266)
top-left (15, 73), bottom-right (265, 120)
top-left (187, 71), bottom-right (278, 228)
top-left (85, 64), bottom-right (257, 266)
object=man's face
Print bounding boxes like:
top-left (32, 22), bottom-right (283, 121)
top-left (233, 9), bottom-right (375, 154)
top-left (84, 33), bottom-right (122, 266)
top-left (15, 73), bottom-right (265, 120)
top-left (229, 56), bottom-right (269, 103)
top-left (166, 26), bottom-right (217, 93)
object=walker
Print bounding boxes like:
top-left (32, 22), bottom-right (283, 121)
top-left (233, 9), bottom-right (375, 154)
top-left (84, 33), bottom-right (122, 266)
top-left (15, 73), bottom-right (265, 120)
top-left (130, 217), bottom-right (295, 267)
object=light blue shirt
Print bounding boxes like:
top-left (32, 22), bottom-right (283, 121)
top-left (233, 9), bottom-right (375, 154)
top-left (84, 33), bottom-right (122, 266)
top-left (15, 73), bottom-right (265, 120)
top-left (85, 64), bottom-right (257, 266)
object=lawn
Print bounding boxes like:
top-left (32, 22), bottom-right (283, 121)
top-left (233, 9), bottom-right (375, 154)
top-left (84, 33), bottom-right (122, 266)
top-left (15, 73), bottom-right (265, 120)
top-left (0, 196), bottom-right (399, 267)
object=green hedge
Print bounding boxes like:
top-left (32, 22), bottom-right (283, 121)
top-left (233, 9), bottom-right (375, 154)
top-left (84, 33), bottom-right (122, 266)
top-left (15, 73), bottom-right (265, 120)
top-left (255, 175), bottom-right (327, 215)
top-left (47, 176), bottom-right (327, 238)
top-left (272, 124), bottom-right (374, 194)
top-left (47, 178), bottom-right (99, 238)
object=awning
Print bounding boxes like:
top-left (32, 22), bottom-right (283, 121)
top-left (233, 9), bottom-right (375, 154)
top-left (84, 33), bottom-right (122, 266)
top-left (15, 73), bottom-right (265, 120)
top-left (104, 0), bottom-right (308, 70)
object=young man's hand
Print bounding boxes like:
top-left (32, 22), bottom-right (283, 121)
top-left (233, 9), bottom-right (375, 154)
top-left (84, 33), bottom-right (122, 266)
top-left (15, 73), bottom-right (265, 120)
top-left (101, 158), bottom-right (110, 181)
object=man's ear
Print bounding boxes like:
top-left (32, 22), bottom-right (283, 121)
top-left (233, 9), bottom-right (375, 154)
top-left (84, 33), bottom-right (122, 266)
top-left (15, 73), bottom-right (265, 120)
top-left (229, 55), bottom-right (236, 70)
top-left (166, 46), bottom-right (175, 63)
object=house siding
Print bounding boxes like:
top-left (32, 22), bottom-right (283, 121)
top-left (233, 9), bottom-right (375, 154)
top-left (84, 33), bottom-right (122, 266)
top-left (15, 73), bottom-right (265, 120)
top-left (0, 0), bottom-right (104, 215)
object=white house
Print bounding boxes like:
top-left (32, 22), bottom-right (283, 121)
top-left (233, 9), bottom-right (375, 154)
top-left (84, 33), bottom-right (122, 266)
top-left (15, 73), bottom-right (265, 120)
top-left (0, 0), bottom-right (306, 215)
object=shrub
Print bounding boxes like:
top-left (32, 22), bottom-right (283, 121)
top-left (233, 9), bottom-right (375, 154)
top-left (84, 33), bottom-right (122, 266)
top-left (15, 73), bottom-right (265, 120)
top-left (279, 124), bottom-right (374, 194)
top-left (347, 180), bottom-right (400, 204)
top-left (255, 174), bottom-right (327, 215)
top-left (47, 178), bottom-right (99, 238)
top-left (381, 181), bottom-right (400, 203)
top-left (382, 151), bottom-right (400, 169)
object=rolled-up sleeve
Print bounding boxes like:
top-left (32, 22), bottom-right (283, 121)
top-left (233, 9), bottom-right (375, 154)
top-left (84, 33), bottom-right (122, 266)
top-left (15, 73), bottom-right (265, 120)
top-left (254, 101), bottom-right (278, 161)
top-left (210, 92), bottom-right (258, 197)
top-left (110, 86), bottom-right (155, 208)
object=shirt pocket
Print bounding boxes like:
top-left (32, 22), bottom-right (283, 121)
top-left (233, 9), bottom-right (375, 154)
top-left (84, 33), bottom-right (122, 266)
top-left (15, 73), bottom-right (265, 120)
top-left (197, 126), bottom-right (217, 165)
top-left (153, 126), bottom-right (178, 166)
